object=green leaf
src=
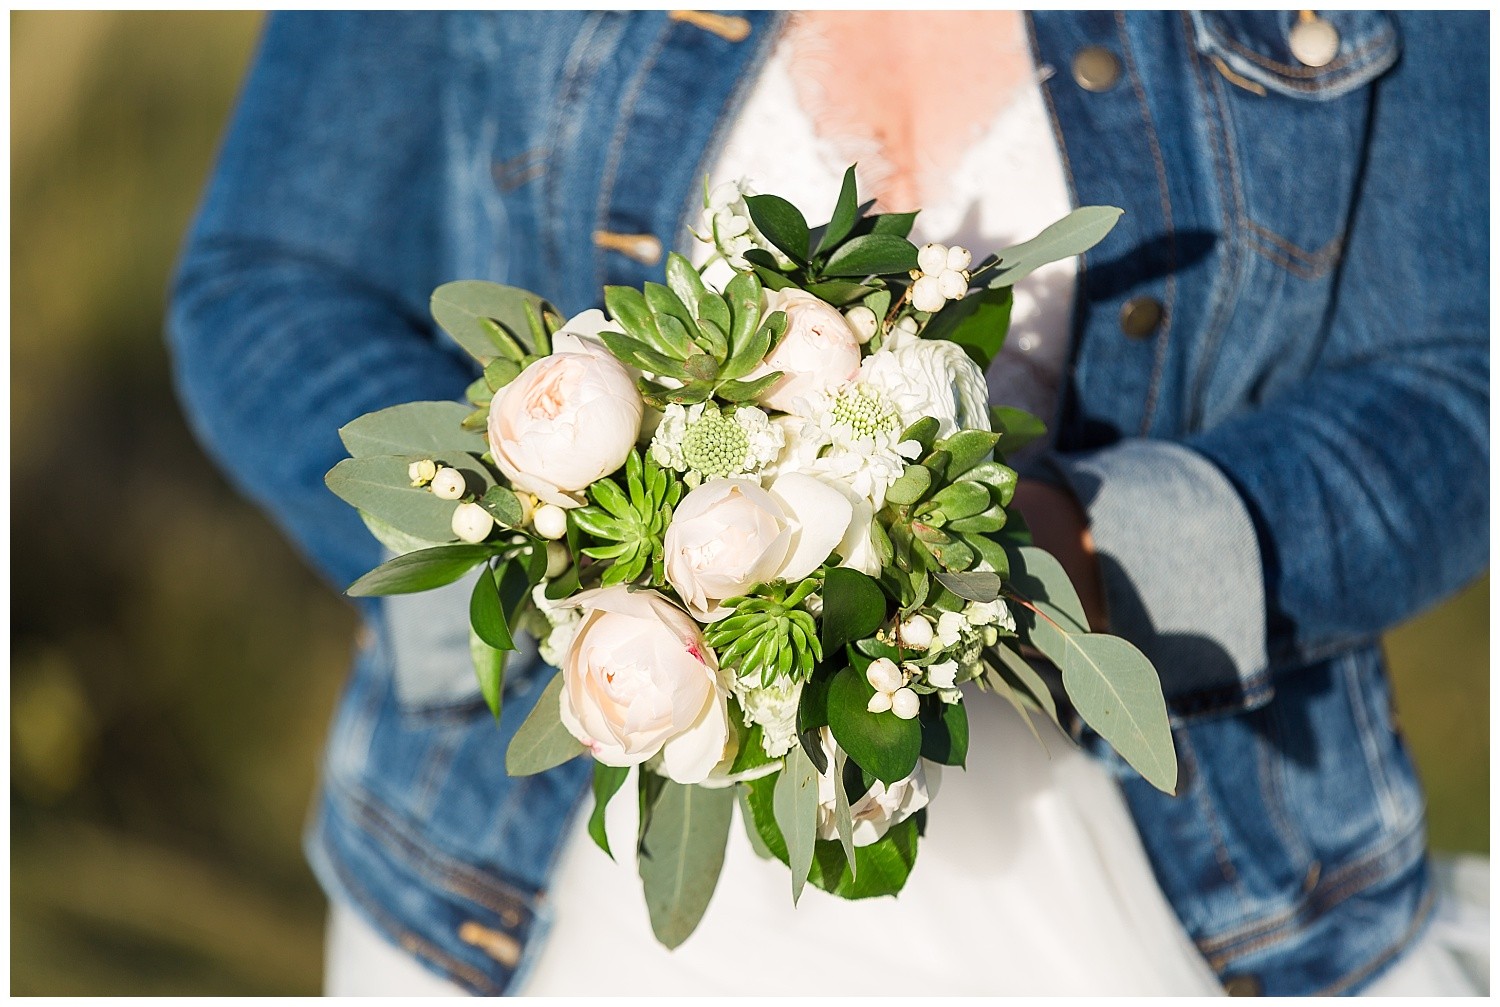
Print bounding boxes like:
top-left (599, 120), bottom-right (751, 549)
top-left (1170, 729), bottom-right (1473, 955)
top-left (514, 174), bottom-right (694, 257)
top-left (603, 285), bottom-right (667, 355)
top-left (815, 165), bottom-right (861, 254)
top-left (987, 206), bottom-right (1124, 288)
top-left (750, 262), bottom-right (797, 291)
top-left (588, 764), bottom-right (630, 860)
top-left (928, 481), bottom-right (991, 522)
top-left (869, 210), bottom-right (918, 237)
top-left (918, 699), bottom-right (969, 766)
top-left (826, 667), bottom-right (922, 784)
top-left (716, 371), bottom-right (783, 403)
top-left (469, 622), bottom-right (505, 721)
top-left (822, 233), bottom-right (919, 277)
top-left (921, 286), bottom-right (1014, 371)
top-left (744, 193), bottom-right (810, 264)
top-left (327, 454), bottom-right (494, 543)
top-left (485, 356), bottom-right (522, 392)
top-left (1007, 544), bottom-right (1089, 631)
top-left (991, 406), bottom-right (1049, 454)
top-left (597, 329), bottom-right (684, 377)
top-left (339, 402), bottom-right (487, 459)
top-left (505, 673), bottom-right (586, 776)
top-left (478, 485), bottom-right (524, 528)
top-left (932, 570), bottom-right (1002, 603)
top-left (468, 563), bottom-right (514, 651)
top-left (801, 279), bottom-right (874, 307)
top-left (773, 745), bottom-right (820, 904)
top-left (820, 567), bottom-right (888, 655)
top-left (1012, 594), bottom-right (1175, 793)
top-left (637, 777), bottom-right (735, 949)
top-left (899, 416), bottom-right (941, 453)
top-left (831, 747), bottom-right (857, 875)
top-left (992, 643), bottom-right (1064, 733)
top-left (665, 252), bottom-right (710, 320)
top-left (431, 281), bottom-right (554, 361)
top-left (938, 429), bottom-right (1001, 478)
top-left (724, 271), bottom-right (764, 357)
top-left (985, 663), bottom-right (1047, 750)
top-left (346, 544), bottom-right (493, 596)
top-left (644, 282), bottom-right (699, 355)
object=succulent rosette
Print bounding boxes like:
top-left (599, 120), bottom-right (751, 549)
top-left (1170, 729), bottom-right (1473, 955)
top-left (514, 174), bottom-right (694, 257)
top-left (326, 166), bottom-right (1175, 950)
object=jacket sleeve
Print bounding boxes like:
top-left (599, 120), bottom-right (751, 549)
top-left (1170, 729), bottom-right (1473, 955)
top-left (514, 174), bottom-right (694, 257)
top-left (1047, 13), bottom-right (1488, 708)
top-left (166, 13), bottom-right (483, 593)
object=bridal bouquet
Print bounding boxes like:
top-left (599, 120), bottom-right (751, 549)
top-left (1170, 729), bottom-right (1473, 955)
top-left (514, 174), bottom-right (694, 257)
top-left (326, 167), bottom-right (1176, 948)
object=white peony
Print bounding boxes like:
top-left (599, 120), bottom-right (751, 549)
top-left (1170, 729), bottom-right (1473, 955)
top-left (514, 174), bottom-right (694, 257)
top-left (487, 334), bottom-right (644, 508)
top-left (558, 587), bottom-right (729, 785)
top-left (748, 288), bottom-right (862, 414)
top-left (663, 473), bottom-right (852, 622)
top-left (858, 339), bottom-right (992, 439)
top-left (814, 729), bottom-right (939, 846)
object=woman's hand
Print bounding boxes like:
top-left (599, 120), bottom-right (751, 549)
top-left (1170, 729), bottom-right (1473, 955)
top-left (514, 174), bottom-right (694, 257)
top-left (1011, 479), bottom-right (1109, 633)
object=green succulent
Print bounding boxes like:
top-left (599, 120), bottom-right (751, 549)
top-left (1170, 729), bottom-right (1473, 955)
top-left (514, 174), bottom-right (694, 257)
top-left (568, 451), bottom-right (682, 586)
top-left (704, 577), bottom-right (823, 686)
top-left (598, 255), bottom-right (788, 409)
top-left (875, 419), bottom-right (1018, 606)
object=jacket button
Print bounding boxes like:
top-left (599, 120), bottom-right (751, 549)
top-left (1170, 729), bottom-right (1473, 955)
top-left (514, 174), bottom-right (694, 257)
top-left (1223, 974), bottom-right (1263, 996)
top-left (1289, 15), bottom-right (1340, 68)
top-left (1072, 46), bottom-right (1121, 92)
top-left (593, 230), bottom-right (664, 266)
top-left (1119, 296), bottom-right (1163, 339)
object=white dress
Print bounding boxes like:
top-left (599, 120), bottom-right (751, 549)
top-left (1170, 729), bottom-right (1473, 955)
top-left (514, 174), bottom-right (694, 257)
top-left (324, 20), bottom-right (1485, 999)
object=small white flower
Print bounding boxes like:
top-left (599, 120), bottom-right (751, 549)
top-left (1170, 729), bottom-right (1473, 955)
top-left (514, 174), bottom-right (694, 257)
top-left (408, 459), bottom-right (438, 487)
top-left (699, 177), bottom-right (791, 271)
top-left (926, 660), bottom-right (959, 690)
top-left (890, 687), bottom-right (920, 720)
top-left (533, 504), bottom-right (568, 540)
top-left (815, 729), bottom-right (937, 846)
top-left (733, 674), bottom-right (803, 758)
top-left (964, 598), bottom-right (1017, 633)
top-left (936, 610), bottom-right (969, 649)
top-left (430, 467), bottom-right (467, 500)
top-left (844, 305), bottom-right (879, 344)
top-left (531, 584), bottom-right (583, 668)
top-left (899, 614), bottom-right (934, 651)
top-left (866, 657), bottom-right (904, 694)
top-left (451, 502), bottom-right (493, 543)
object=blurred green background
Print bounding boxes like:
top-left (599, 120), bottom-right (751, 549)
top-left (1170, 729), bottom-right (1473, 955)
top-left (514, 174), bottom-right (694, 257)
top-left (9, 10), bottom-right (1490, 996)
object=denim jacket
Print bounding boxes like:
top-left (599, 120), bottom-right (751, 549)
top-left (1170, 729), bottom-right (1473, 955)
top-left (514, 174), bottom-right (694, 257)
top-left (168, 11), bottom-right (1488, 997)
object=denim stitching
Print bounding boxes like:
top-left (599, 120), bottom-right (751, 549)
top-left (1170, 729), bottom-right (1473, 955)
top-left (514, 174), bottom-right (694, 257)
top-left (1313, 885), bottom-right (1436, 997)
top-left (542, 13), bottom-right (610, 282)
top-left (1180, 11), bottom-right (1248, 434)
top-left (1245, 223), bottom-right (1344, 280)
top-left (1258, 702), bottom-right (1316, 868)
top-left (1179, 732), bottom-right (1242, 890)
top-left (1115, 12), bottom-right (1176, 436)
top-left (1211, 21), bottom-right (1394, 81)
top-left (1342, 654), bottom-right (1403, 831)
top-left (591, 18), bottom-right (672, 293)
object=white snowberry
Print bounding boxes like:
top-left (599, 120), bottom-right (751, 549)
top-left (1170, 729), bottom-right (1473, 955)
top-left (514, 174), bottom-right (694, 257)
top-left (890, 687), bottom-right (921, 720)
top-left (430, 467), bottom-right (467, 500)
top-left (545, 540), bottom-right (572, 578)
top-left (451, 502), bottom-right (494, 543)
top-left (911, 275), bottom-right (946, 313)
top-left (866, 691), bottom-right (894, 714)
top-left (899, 614), bottom-right (934, 651)
top-left (917, 242), bottom-right (949, 276)
top-left (946, 245), bottom-right (973, 271)
top-left (844, 305), bottom-right (879, 344)
top-left (866, 657), bottom-right (904, 694)
top-left (533, 503), bottom-right (568, 540)
top-left (937, 268), bottom-right (968, 301)
top-left (408, 459), bottom-right (438, 487)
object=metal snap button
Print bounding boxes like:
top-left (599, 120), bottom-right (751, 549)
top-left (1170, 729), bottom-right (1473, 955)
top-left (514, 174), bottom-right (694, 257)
top-left (1072, 46), bottom-right (1121, 93)
top-left (1289, 15), bottom-right (1340, 68)
top-left (1119, 296), bottom-right (1163, 339)
top-left (1224, 974), bottom-right (1263, 996)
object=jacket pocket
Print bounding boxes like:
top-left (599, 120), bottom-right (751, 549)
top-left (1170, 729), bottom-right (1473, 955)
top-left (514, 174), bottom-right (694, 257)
top-left (1189, 12), bottom-right (1401, 280)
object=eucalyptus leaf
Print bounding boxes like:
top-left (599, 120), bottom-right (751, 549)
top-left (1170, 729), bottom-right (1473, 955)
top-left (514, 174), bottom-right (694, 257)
top-left (637, 778), bottom-right (735, 949)
top-left (831, 747), bottom-right (857, 875)
top-left (431, 281), bottom-right (554, 361)
top-left (932, 570), bottom-right (1002, 603)
top-left (339, 401), bottom-right (486, 459)
top-left (588, 763), bottom-right (630, 860)
top-left (327, 454), bottom-right (494, 543)
top-left (987, 206), bottom-right (1124, 288)
top-left (346, 544), bottom-right (493, 597)
top-left (505, 673), bottom-right (586, 776)
top-left (820, 567), bottom-right (888, 655)
top-left (1006, 544), bottom-right (1089, 631)
top-left (773, 745), bottom-right (820, 904)
top-left (992, 643), bottom-right (1066, 736)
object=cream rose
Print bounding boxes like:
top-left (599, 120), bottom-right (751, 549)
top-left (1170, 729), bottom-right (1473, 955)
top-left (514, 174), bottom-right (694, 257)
top-left (487, 341), bottom-right (643, 508)
top-left (558, 587), bottom-right (729, 785)
top-left (749, 288), bottom-right (862, 414)
top-left (663, 473), bottom-right (852, 621)
top-left (858, 339), bottom-right (991, 438)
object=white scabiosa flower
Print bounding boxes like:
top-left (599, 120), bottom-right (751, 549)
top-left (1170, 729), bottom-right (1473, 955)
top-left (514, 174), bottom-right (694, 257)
top-left (649, 402), bottom-right (783, 486)
top-left (732, 673), bottom-right (803, 759)
top-left (858, 338), bottom-right (992, 439)
top-left (781, 383), bottom-right (920, 510)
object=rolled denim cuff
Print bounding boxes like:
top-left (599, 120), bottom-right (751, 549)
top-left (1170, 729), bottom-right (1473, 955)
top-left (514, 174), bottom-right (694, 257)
top-left (1038, 439), bottom-right (1273, 722)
